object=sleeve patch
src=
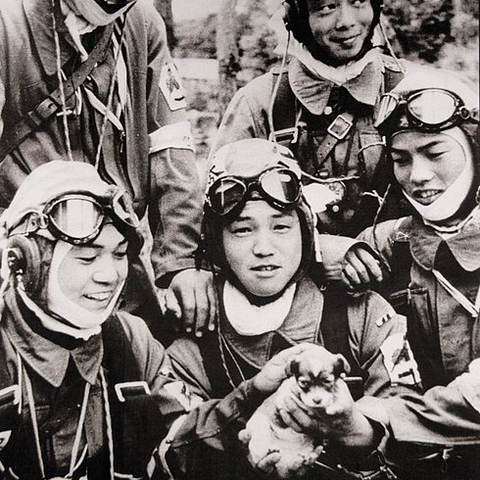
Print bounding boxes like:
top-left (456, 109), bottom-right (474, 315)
top-left (159, 62), bottom-right (187, 111)
top-left (0, 431), bottom-right (11, 451)
top-left (164, 380), bottom-right (203, 411)
top-left (380, 333), bottom-right (422, 386)
top-left (376, 311), bottom-right (393, 327)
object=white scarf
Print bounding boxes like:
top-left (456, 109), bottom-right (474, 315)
top-left (269, 7), bottom-right (381, 86)
top-left (35, 241), bottom-right (124, 340)
top-left (62, 0), bottom-right (134, 27)
top-left (223, 280), bottom-right (296, 336)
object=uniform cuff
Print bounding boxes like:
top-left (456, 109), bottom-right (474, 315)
top-left (149, 121), bottom-right (195, 154)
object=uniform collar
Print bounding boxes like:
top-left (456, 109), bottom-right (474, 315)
top-left (3, 289), bottom-right (103, 387)
top-left (288, 50), bottom-right (385, 116)
top-left (407, 210), bottom-right (480, 272)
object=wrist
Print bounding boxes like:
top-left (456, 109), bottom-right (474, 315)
top-left (331, 408), bottom-right (379, 451)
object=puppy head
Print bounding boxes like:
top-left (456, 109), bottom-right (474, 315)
top-left (289, 350), bottom-right (350, 408)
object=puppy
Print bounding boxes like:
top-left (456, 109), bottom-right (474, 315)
top-left (290, 349), bottom-right (350, 409)
top-left (244, 347), bottom-right (350, 479)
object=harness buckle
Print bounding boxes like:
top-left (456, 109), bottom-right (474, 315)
top-left (56, 88), bottom-right (83, 117)
top-left (272, 126), bottom-right (299, 144)
top-left (114, 381), bottom-right (151, 403)
top-left (0, 386), bottom-right (20, 408)
top-left (327, 114), bottom-right (353, 140)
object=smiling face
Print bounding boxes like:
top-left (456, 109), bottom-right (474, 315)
top-left (57, 224), bottom-right (128, 312)
top-left (222, 201), bottom-right (302, 298)
top-left (306, 0), bottom-right (374, 65)
top-left (391, 130), bottom-right (469, 206)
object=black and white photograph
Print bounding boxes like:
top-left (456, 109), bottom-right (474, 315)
top-left (0, 0), bottom-right (478, 478)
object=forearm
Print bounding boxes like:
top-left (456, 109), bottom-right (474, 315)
top-left (357, 361), bottom-right (480, 446)
top-left (149, 147), bottom-right (203, 286)
top-left (164, 379), bottom-right (269, 478)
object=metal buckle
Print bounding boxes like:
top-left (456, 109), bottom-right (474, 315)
top-left (327, 114), bottom-right (353, 140)
top-left (26, 98), bottom-right (59, 128)
top-left (0, 386), bottom-right (20, 408)
top-left (114, 381), bottom-right (151, 403)
top-left (272, 126), bottom-right (299, 144)
top-left (56, 89), bottom-right (83, 117)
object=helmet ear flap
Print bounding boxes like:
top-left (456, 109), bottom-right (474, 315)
top-left (6, 236), bottom-right (42, 296)
top-left (282, 0), bottom-right (309, 44)
top-left (202, 213), bottom-right (224, 269)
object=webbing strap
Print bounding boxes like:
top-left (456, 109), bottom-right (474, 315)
top-left (320, 283), bottom-right (365, 400)
top-left (101, 315), bottom-right (166, 477)
top-left (0, 23), bottom-right (114, 161)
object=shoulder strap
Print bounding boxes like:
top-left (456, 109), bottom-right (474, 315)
top-left (0, 334), bottom-right (20, 433)
top-left (382, 218), bottom-right (413, 315)
top-left (319, 283), bottom-right (365, 400)
top-left (198, 331), bottom-right (242, 398)
top-left (101, 314), bottom-right (166, 478)
top-left (0, 23), bottom-right (114, 162)
top-left (271, 70), bottom-right (299, 145)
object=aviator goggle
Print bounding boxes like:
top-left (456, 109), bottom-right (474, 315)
top-left (10, 189), bottom-right (140, 245)
top-left (206, 167), bottom-right (301, 217)
top-left (375, 88), bottom-right (479, 134)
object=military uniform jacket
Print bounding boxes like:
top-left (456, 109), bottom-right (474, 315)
top-left (164, 276), bottom-right (419, 480)
top-left (212, 52), bottom-right (410, 236)
top-left (0, 0), bottom-right (203, 282)
top-left (357, 212), bottom-right (480, 479)
top-left (0, 289), bottom-right (189, 479)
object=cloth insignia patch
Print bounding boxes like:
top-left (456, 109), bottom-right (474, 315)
top-left (376, 311), bottom-right (393, 327)
top-left (0, 430), bottom-right (11, 451)
top-left (164, 380), bottom-right (203, 411)
top-left (380, 333), bottom-right (421, 386)
top-left (159, 62), bottom-right (187, 111)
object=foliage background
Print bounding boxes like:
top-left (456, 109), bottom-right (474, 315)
top-left (170, 0), bottom-right (478, 164)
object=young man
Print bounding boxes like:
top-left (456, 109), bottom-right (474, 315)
top-left (0, 0), bottom-right (208, 334)
top-left (160, 139), bottom-right (420, 480)
top-left (0, 161), bottom-right (200, 479)
top-left (212, 0), bottom-right (412, 237)
top-left (286, 70), bottom-right (480, 480)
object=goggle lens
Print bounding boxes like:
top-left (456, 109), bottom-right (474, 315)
top-left (261, 169), bottom-right (300, 205)
top-left (49, 197), bottom-right (104, 243)
top-left (208, 168), bottom-right (300, 216)
top-left (375, 88), bottom-right (467, 132)
top-left (408, 90), bottom-right (457, 126)
top-left (208, 179), bottom-right (247, 216)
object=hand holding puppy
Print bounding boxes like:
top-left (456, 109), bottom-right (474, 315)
top-left (241, 345), bottom-right (355, 478)
top-left (278, 361), bottom-right (376, 450)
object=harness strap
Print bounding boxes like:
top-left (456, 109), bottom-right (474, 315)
top-left (319, 283), bottom-right (365, 400)
top-left (271, 71), bottom-right (298, 146)
top-left (385, 220), bottom-right (449, 388)
top-left (0, 333), bottom-right (19, 435)
top-left (271, 72), bottom-right (356, 173)
top-left (101, 315), bottom-right (167, 478)
top-left (0, 23), bottom-right (114, 162)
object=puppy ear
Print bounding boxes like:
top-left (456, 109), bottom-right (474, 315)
top-left (333, 354), bottom-right (350, 377)
top-left (289, 357), bottom-right (300, 377)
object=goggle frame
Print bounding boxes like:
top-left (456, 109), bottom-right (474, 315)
top-left (206, 167), bottom-right (302, 217)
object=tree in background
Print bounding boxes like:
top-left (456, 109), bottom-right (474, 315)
top-left (174, 0), bottom-right (478, 115)
top-left (383, 0), bottom-right (454, 62)
top-left (236, 0), bottom-right (279, 85)
top-left (216, 0), bottom-right (240, 117)
top-left (154, 0), bottom-right (176, 49)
